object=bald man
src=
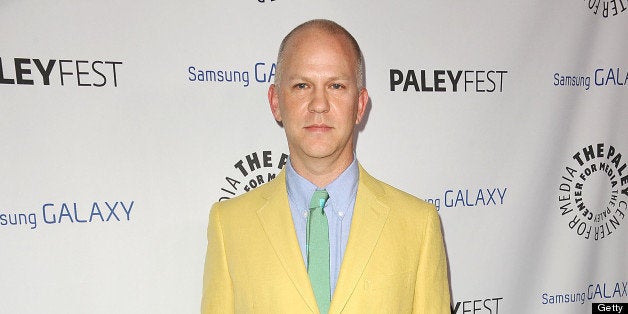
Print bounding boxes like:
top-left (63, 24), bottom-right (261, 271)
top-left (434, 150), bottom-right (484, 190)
top-left (201, 19), bottom-right (450, 313)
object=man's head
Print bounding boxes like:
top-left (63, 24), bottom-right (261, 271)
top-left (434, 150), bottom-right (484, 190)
top-left (268, 19), bottom-right (368, 177)
top-left (274, 19), bottom-right (365, 90)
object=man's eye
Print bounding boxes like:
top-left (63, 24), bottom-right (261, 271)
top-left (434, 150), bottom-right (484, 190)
top-left (295, 83), bottom-right (308, 89)
top-left (331, 83), bottom-right (343, 89)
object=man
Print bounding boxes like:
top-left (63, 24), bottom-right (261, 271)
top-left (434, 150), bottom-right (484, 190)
top-left (202, 19), bottom-right (450, 313)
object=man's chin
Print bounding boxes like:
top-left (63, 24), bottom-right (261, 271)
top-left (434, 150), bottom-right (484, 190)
top-left (294, 145), bottom-right (335, 160)
top-left (304, 150), bottom-right (334, 160)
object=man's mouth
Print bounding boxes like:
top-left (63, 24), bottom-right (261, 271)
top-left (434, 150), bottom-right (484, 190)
top-left (305, 124), bottom-right (332, 132)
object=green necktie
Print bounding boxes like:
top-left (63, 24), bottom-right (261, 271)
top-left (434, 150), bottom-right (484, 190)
top-left (307, 189), bottom-right (330, 314)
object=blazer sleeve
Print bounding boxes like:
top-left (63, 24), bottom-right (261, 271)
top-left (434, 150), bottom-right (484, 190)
top-left (201, 204), bottom-right (235, 313)
top-left (413, 207), bottom-right (451, 313)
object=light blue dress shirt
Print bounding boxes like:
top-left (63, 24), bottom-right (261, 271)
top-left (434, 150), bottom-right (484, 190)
top-left (286, 158), bottom-right (359, 298)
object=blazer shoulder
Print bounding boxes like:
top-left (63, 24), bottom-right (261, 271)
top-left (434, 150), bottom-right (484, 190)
top-left (210, 169), bottom-right (286, 216)
top-left (359, 165), bottom-right (436, 215)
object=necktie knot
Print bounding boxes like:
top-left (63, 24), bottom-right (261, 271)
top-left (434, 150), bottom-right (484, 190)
top-left (309, 189), bottom-right (329, 211)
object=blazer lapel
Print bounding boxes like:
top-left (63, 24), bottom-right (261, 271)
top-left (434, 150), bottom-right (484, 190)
top-left (330, 165), bottom-right (390, 313)
top-left (256, 171), bottom-right (318, 313)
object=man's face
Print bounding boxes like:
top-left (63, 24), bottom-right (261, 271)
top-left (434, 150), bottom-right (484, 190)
top-left (268, 29), bottom-right (368, 166)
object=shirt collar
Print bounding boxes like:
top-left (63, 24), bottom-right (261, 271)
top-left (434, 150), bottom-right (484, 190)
top-left (286, 157), bottom-right (359, 218)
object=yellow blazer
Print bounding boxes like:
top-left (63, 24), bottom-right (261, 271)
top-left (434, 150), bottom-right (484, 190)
top-left (202, 165), bottom-right (450, 313)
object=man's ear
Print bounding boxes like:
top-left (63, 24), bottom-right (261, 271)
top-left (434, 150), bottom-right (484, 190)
top-left (355, 87), bottom-right (368, 124)
top-left (268, 84), bottom-right (282, 122)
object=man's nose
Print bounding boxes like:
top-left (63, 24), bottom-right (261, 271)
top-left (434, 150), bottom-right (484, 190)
top-left (308, 87), bottom-right (330, 113)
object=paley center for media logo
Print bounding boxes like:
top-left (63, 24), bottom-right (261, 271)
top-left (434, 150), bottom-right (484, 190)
top-left (0, 57), bottom-right (122, 87)
top-left (0, 200), bottom-right (135, 230)
top-left (389, 68), bottom-right (508, 93)
top-left (558, 143), bottom-right (627, 241)
top-left (583, 0), bottom-right (627, 18)
top-left (217, 150), bottom-right (288, 202)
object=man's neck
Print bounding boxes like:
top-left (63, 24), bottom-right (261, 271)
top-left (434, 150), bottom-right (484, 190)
top-left (289, 153), bottom-right (355, 188)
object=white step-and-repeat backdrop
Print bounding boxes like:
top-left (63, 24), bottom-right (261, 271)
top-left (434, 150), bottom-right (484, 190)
top-left (1, 1), bottom-right (626, 313)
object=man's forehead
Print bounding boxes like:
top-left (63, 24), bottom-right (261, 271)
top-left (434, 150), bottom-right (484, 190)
top-left (282, 54), bottom-right (357, 81)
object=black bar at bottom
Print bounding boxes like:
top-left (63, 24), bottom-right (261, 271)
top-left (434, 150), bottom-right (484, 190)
top-left (592, 303), bottom-right (628, 314)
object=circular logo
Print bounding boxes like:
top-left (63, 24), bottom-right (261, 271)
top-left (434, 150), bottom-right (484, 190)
top-left (583, 0), bottom-right (628, 19)
top-left (217, 150), bottom-right (288, 202)
top-left (558, 143), bottom-right (627, 241)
